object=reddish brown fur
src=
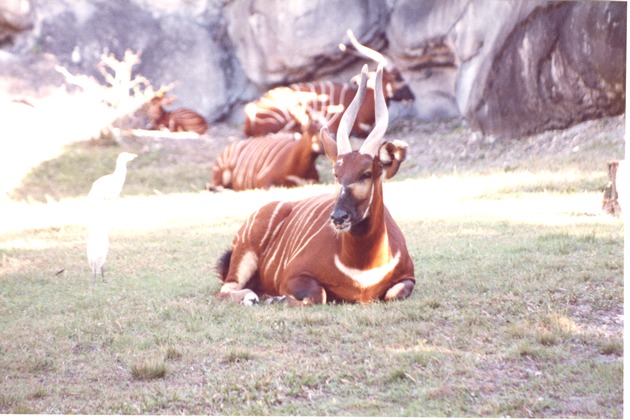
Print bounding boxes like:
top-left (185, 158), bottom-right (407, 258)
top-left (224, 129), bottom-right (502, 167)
top-left (243, 96), bottom-right (296, 137)
top-left (147, 95), bottom-right (209, 135)
top-left (217, 65), bottom-right (415, 306)
top-left (207, 120), bottom-right (324, 192)
top-left (243, 69), bottom-right (413, 138)
top-left (214, 142), bottom-right (414, 305)
top-left (243, 31), bottom-right (413, 138)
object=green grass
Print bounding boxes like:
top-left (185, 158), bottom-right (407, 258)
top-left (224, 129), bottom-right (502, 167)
top-left (0, 118), bottom-right (624, 416)
top-left (9, 139), bottom-right (212, 202)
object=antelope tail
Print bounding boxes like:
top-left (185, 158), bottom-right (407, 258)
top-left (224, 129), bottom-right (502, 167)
top-left (216, 249), bottom-right (233, 281)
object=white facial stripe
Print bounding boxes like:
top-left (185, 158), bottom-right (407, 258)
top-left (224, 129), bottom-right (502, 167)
top-left (361, 182), bottom-right (374, 221)
top-left (334, 251), bottom-right (401, 288)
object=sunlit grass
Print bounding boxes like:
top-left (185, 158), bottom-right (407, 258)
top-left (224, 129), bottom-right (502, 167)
top-left (0, 172), bottom-right (623, 416)
top-left (0, 115), bottom-right (624, 416)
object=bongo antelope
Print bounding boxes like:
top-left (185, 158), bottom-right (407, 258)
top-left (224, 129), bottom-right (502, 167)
top-left (147, 91), bottom-right (209, 135)
top-left (217, 64), bottom-right (415, 305)
top-left (243, 29), bottom-right (414, 138)
top-left (206, 115), bottom-right (325, 192)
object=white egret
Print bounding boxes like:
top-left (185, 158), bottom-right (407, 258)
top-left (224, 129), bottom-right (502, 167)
top-left (87, 224), bottom-right (109, 286)
top-left (88, 152), bottom-right (137, 200)
top-left (86, 151), bottom-right (136, 284)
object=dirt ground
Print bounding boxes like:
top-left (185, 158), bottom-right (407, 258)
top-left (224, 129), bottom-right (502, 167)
top-left (117, 113), bottom-right (625, 180)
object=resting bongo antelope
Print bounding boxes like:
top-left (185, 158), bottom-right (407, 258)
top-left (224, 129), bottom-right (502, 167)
top-left (206, 117), bottom-right (324, 192)
top-left (216, 64), bottom-right (415, 305)
top-left (243, 29), bottom-right (415, 138)
top-left (146, 92), bottom-right (209, 135)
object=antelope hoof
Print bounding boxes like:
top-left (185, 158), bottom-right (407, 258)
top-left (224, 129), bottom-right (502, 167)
top-left (264, 295), bottom-right (287, 305)
top-left (206, 183), bottom-right (224, 192)
top-left (241, 291), bottom-right (260, 306)
top-left (384, 279), bottom-right (415, 301)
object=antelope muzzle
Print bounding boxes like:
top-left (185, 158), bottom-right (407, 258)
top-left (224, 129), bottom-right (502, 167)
top-left (330, 186), bottom-right (356, 232)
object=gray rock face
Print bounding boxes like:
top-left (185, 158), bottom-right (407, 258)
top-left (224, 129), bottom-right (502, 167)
top-left (465, 1), bottom-right (626, 138)
top-left (386, 0), bottom-right (466, 121)
top-left (0, 0), bottom-right (625, 138)
top-left (29, 0), bottom-right (239, 121)
top-left (226, 0), bottom-right (388, 85)
top-left (0, 0), bottom-right (35, 45)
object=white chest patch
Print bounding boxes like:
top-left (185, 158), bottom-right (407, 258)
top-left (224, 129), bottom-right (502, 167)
top-left (334, 251), bottom-right (401, 288)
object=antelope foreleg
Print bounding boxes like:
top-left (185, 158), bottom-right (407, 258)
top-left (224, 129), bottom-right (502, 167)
top-left (282, 275), bottom-right (328, 306)
top-left (216, 282), bottom-right (260, 306)
top-left (384, 279), bottom-right (415, 301)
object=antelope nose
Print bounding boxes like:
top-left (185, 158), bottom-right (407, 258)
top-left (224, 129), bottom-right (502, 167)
top-left (330, 209), bottom-right (349, 226)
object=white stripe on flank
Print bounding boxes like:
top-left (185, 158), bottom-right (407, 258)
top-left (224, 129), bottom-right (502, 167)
top-left (272, 238), bottom-right (292, 288)
top-left (260, 202), bottom-right (287, 245)
top-left (288, 221), bottom-right (328, 266)
top-left (287, 199), bottom-right (331, 265)
top-left (334, 251), bottom-right (401, 288)
top-left (255, 141), bottom-right (293, 181)
top-left (244, 208), bottom-right (261, 243)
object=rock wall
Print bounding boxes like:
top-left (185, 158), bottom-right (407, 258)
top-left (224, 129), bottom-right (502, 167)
top-left (226, 0), bottom-right (389, 85)
top-left (0, 0), bottom-right (625, 138)
top-left (464, 1), bottom-right (627, 137)
top-left (0, 0), bottom-right (35, 44)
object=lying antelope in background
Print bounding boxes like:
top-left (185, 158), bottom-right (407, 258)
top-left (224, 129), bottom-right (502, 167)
top-left (216, 64), bottom-right (415, 306)
top-left (243, 29), bottom-right (415, 137)
top-left (206, 113), bottom-right (325, 192)
top-left (146, 88), bottom-right (209, 135)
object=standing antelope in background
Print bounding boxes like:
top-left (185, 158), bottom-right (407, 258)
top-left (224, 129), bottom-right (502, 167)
top-left (206, 114), bottom-right (325, 192)
top-left (243, 29), bottom-right (415, 137)
top-left (216, 64), bottom-right (415, 305)
top-left (146, 89), bottom-right (209, 135)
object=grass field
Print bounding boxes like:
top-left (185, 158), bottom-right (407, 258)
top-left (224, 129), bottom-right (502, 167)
top-left (0, 117), bottom-right (624, 416)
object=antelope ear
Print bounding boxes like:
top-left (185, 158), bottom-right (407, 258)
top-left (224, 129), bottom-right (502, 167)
top-left (320, 127), bottom-right (338, 162)
top-left (378, 140), bottom-right (408, 179)
top-left (163, 95), bottom-right (177, 106)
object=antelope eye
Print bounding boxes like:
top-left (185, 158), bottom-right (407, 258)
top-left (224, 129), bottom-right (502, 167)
top-left (360, 171), bottom-right (372, 181)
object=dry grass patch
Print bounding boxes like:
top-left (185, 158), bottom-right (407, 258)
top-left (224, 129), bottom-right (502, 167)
top-left (223, 349), bottom-right (255, 364)
top-left (130, 358), bottom-right (168, 381)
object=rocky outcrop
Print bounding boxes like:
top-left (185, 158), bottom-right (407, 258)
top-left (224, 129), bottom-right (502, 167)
top-left (386, 0), bottom-right (626, 137)
top-left (463, 1), bottom-right (627, 137)
top-left (0, 0), bottom-right (35, 46)
top-left (0, 0), bottom-right (625, 138)
top-left (23, 0), bottom-right (241, 122)
top-left (226, 0), bottom-right (389, 86)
